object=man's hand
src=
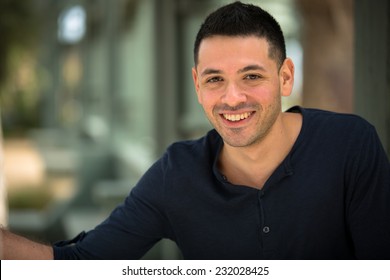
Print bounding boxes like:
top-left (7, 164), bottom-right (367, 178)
top-left (0, 227), bottom-right (53, 260)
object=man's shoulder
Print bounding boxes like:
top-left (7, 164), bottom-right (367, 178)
top-left (292, 106), bottom-right (374, 132)
top-left (164, 129), bottom-right (221, 162)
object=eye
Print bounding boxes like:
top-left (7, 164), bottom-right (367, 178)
top-left (206, 76), bottom-right (223, 83)
top-left (244, 74), bottom-right (261, 80)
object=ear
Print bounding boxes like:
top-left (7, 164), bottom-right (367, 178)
top-left (192, 67), bottom-right (202, 104)
top-left (279, 58), bottom-right (295, 97)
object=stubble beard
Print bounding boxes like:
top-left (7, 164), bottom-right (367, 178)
top-left (210, 100), bottom-right (282, 148)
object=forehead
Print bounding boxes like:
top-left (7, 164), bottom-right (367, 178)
top-left (197, 35), bottom-right (275, 71)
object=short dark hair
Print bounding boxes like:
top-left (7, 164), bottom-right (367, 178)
top-left (193, 1), bottom-right (286, 68)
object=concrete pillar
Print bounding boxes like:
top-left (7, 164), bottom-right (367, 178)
top-left (295, 0), bottom-right (354, 113)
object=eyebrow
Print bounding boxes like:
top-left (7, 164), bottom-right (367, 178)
top-left (238, 64), bottom-right (266, 73)
top-left (200, 68), bottom-right (221, 77)
top-left (200, 64), bottom-right (266, 77)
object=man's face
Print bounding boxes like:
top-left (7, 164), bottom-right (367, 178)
top-left (192, 35), bottom-right (293, 148)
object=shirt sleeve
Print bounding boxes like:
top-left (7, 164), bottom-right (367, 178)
top-left (345, 123), bottom-right (390, 259)
top-left (53, 155), bottom-right (172, 259)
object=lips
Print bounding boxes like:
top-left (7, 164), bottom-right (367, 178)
top-left (222, 112), bottom-right (252, 122)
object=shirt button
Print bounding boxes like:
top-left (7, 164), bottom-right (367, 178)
top-left (221, 175), bottom-right (228, 182)
top-left (263, 226), bottom-right (270, 233)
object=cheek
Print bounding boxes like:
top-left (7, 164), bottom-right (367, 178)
top-left (200, 95), bottom-right (222, 118)
top-left (252, 83), bottom-right (281, 102)
top-left (247, 88), bottom-right (275, 105)
top-left (197, 89), bottom-right (219, 107)
top-left (199, 96), bottom-right (215, 112)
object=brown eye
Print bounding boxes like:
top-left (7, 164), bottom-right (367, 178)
top-left (244, 74), bottom-right (261, 80)
top-left (207, 76), bottom-right (223, 83)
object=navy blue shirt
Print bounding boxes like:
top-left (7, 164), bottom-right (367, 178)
top-left (54, 107), bottom-right (390, 259)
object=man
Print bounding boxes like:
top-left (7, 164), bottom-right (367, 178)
top-left (1, 1), bottom-right (389, 259)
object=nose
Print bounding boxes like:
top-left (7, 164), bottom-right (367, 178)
top-left (221, 82), bottom-right (247, 107)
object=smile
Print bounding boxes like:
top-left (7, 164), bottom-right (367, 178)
top-left (222, 112), bottom-right (252, 122)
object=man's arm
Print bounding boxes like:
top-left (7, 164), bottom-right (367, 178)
top-left (0, 227), bottom-right (53, 259)
top-left (346, 124), bottom-right (390, 259)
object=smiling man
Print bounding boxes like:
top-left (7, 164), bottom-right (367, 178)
top-left (193, 34), bottom-right (300, 189)
top-left (1, 1), bottom-right (390, 260)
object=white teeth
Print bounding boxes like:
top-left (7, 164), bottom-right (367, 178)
top-left (223, 112), bottom-right (252, 122)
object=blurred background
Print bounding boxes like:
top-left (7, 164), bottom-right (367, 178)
top-left (0, 0), bottom-right (389, 259)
